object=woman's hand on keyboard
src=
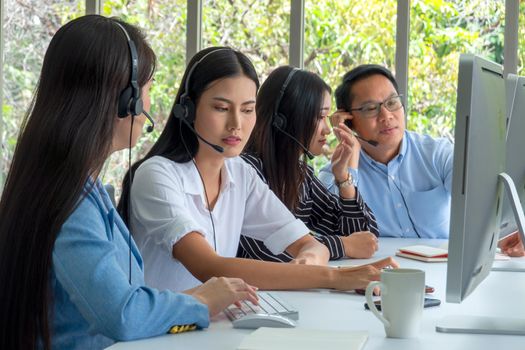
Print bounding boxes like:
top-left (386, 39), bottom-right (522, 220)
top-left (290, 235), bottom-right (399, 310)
top-left (188, 277), bottom-right (259, 317)
top-left (332, 257), bottom-right (399, 291)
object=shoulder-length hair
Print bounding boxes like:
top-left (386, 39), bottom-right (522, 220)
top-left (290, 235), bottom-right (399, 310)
top-left (245, 66), bottom-right (331, 210)
top-left (0, 15), bottom-right (155, 350)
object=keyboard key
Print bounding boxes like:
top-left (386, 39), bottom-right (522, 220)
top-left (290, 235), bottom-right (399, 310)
top-left (262, 293), bottom-right (288, 314)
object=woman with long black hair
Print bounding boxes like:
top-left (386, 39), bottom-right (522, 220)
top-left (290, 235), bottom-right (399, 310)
top-left (0, 16), bottom-right (256, 350)
top-left (238, 66), bottom-right (379, 262)
top-left (120, 47), bottom-right (397, 295)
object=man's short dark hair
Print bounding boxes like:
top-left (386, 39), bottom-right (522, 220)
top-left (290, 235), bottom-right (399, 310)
top-left (335, 64), bottom-right (399, 111)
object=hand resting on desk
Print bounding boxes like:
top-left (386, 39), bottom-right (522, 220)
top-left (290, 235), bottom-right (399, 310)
top-left (342, 231), bottom-right (378, 259)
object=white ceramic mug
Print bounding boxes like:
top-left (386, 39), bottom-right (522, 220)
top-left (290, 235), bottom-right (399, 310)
top-left (365, 268), bottom-right (425, 338)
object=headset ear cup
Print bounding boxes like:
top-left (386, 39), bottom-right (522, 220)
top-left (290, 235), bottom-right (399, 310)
top-left (173, 103), bottom-right (186, 120)
top-left (118, 86), bottom-right (133, 118)
top-left (273, 113), bottom-right (286, 130)
top-left (130, 97), bottom-right (143, 117)
top-left (174, 96), bottom-right (196, 124)
top-left (184, 99), bottom-right (196, 124)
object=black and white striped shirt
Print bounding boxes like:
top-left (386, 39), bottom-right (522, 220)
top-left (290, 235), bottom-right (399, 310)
top-left (237, 153), bottom-right (379, 261)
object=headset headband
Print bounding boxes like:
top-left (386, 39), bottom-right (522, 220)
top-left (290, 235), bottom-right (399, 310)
top-left (274, 67), bottom-right (300, 117)
top-left (114, 22), bottom-right (140, 102)
top-left (180, 48), bottom-right (233, 102)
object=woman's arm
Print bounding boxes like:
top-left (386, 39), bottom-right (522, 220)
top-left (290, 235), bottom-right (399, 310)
top-left (307, 167), bottom-right (378, 234)
top-left (240, 160), bottom-right (331, 265)
top-left (303, 166), bottom-right (379, 259)
top-left (53, 192), bottom-right (209, 341)
top-left (285, 233), bottom-right (330, 265)
top-left (240, 154), bottom-right (335, 262)
top-left (328, 123), bottom-right (379, 235)
top-left (173, 232), bottom-right (397, 290)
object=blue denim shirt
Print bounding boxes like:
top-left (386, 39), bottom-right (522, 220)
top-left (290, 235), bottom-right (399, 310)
top-left (50, 180), bottom-right (209, 349)
top-left (319, 131), bottom-right (453, 238)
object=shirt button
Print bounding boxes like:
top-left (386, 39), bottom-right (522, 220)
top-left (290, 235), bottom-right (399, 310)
top-left (396, 203), bottom-right (402, 208)
top-left (390, 175), bottom-right (395, 180)
top-left (405, 228), bottom-right (410, 233)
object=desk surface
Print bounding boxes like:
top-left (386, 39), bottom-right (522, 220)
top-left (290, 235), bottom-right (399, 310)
top-left (107, 238), bottom-right (525, 350)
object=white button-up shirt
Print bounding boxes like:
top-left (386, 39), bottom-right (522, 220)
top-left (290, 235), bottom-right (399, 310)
top-left (130, 156), bottom-right (308, 292)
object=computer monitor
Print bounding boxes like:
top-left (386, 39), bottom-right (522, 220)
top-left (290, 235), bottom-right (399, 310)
top-left (446, 54), bottom-right (506, 303)
top-left (436, 54), bottom-right (525, 335)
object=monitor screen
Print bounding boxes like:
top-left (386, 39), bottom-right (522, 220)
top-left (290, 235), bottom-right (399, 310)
top-left (446, 54), bottom-right (506, 304)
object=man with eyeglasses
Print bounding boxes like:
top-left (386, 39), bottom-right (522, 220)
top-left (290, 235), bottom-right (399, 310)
top-left (319, 64), bottom-right (453, 239)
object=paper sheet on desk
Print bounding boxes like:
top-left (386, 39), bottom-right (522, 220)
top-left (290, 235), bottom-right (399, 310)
top-left (237, 327), bottom-right (368, 350)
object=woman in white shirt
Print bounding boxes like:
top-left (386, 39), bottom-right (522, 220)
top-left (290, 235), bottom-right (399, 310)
top-left (119, 47), bottom-right (397, 293)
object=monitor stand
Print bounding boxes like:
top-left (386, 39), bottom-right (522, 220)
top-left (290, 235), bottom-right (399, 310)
top-left (436, 315), bottom-right (525, 335)
top-left (492, 173), bottom-right (525, 272)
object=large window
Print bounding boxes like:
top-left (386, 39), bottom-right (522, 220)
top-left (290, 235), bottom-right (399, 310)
top-left (518, 0), bottom-right (525, 76)
top-left (304, 0), bottom-right (397, 91)
top-left (0, 0), bottom-right (520, 187)
top-left (408, 0), bottom-right (505, 138)
top-left (2, 0), bottom-right (84, 178)
top-left (102, 0), bottom-right (187, 197)
top-left (202, 0), bottom-right (290, 80)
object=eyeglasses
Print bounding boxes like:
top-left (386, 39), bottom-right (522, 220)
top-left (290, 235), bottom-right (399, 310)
top-left (350, 95), bottom-right (404, 118)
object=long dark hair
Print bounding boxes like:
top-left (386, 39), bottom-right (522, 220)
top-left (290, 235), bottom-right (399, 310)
top-left (118, 47), bottom-right (259, 224)
top-left (245, 66), bottom-right (331, 210)
top-left (0, 15), bottom-right (155, 349)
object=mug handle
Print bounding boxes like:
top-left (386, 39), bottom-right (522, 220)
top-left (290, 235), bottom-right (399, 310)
top-left (365, 281), bottom-right (390, 328)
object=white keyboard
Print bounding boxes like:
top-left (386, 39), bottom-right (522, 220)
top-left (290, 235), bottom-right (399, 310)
top-left (224, 291), bottom-right (299, 323)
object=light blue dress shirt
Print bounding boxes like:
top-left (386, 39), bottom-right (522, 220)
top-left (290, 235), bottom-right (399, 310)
top-left (319, 131), bottom-right (453, 238)
top-left (50, 179), bottom-right (209, 349)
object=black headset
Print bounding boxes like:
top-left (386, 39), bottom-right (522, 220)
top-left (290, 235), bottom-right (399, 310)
top-left (173, 48), bottom-right (232, 124)
top-left (172, 48), bottom-right (234, 153)
top-left (272, 68), bottom-right (299, 130)
top-left (114, 21), bottom-right (154, 133)
top-left (112, 21), bottom-right (156, 285)
top-left (271, 67), bottom-right (314, 160)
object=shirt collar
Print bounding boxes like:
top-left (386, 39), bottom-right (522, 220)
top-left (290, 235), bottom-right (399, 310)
top-left (180, 159), bottom-right (236, 196)
top-left (221, 160), bottom-right (236, 192)
top-left (360, 130), bottom-right (408, 166)
top-left (397, 130), bottom-right (408, 159)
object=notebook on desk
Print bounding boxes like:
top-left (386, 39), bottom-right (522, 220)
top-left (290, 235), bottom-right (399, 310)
top-left (395, 245), bottom-right (448, 262)
top-left (396, 244), bottom-right (511, 263)
top-left (237, 327), bottom-right (368, 350)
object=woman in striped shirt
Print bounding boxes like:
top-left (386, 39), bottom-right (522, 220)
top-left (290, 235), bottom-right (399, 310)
top-left (239, 66), bottom-right (379, 262)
